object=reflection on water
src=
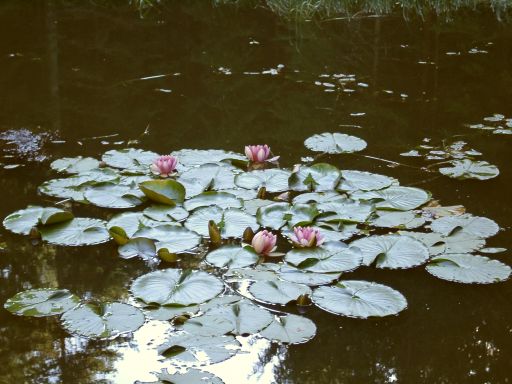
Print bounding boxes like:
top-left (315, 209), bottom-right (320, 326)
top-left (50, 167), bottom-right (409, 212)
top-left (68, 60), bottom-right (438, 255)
top-left (1, 1), bottom-right (512, 383)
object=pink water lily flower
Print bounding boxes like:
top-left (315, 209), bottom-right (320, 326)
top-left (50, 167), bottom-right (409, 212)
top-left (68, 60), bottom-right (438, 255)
top-left (245, 145), bottom-right (272, 163)
top-left (150, 155), bottom-right (178, 177)
top-left (251, 230), bottom-right (277, 255)
top-left (291, 226), bottom-right (325, 248)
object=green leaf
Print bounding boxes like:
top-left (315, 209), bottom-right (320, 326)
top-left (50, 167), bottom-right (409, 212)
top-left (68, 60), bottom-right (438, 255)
top-left (257, 203), bottom-right (318, 230)
top-left (184, 191), bottom-right (242, 211)
top-left (102, 148), bottom-right (158, 171)
top-left (304, 132), bottom-right (367, 154)
top-left (312, 280), bottom-right (407, 318)
top-left (4, 289), bottom-right (80, 317)
top-left (426, 254), bottom-right (511, 284)
top-left (289, 164), bottom-right (341, 192)
top-left (131, 269), bottom-right (224, 305)
top-left (285, 242), bottom-right (362, 273)
top-left (350, 234), bottom-right (430, 269)
top-left (185, 207), bottom-right (258, 238)
top-left (85, 183), bottom-right (144, 209)
top-left (139, 179), bottom-right (186, 205)
top-left (430, 214), bottom-right (499, 239)
top-left (50, 156), bottom-right (100, 174)
top-left (60, 302), bottom-right (145, 339)
top-left (235, 169), bottom-right (291, 193)
top-left (206, 245), bottom-right (259, 268)
top-left (145, 368), bottom-right (225, 384)
top-left (338, 170), bottom-right (395, 191)
top-left (143, 204), bottom-right (189, 222)
top-left (248, 280), bottom-right (311, 305)
top-left (439, 159), bottom-right (499, 180)
top-left (3, 206), bottom-right (74, 235)
top-left (39, 218), bottom-right (110, 246)
top-left (352, 186), bottom-right (430, 211)
top-left (118, 238), bottom-right (156, 260)
top-left (171, 149), bottom-right (245, 168)
top-left (133, 225), bottom-right (201, 254)
top-left (260, 314), bottom-right (317, 344)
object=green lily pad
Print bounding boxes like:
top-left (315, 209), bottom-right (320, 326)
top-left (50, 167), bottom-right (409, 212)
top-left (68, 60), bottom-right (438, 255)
top-left (184, 192), bottom-right (242, 211)
top-left (143, 204), bottom-right (189, 222)
top-left (143, 369), bottom-right (224, 384)
top-left (316, 198), bottom-right (374, 223)
top-left (4, 289), bottom-right (80, 317)
top-left (399, 231), bottom-right (485, 256)
top-left (185, 207), bottom-right (258, 238)
top-left (223, 265), bottom-right (281, 283)
top-left (118, 238), bottom-right (157, 260)
top-left (3, 206), bottom-right (74, 235)
top-left (286, 242), bottom-right (362, 273)
top-left (304, 132), bottom-right (367, 154)
top-left (277, 264), bottom-right (340, 286)
top-left (60, 302), bottom-right (145, 338)
top-left (260, 314), bottom-right (317, 344)
top-left (257, 203), bottom-right (319, 230)
top-left (248, 280), bottom-right (311, 305)
top-left (158, 333), bottom-right (240, 364)
top-left (338, 170), bottom-right (395, 192)
top-left (206, 245), bottom-right (259, 269)
top-left (292, 192), bottom-right (345, 205)
top-left (426, 254), bottom-right (511, 284)
top-left (144, 304), bottom-right (200, 321)
top-left (350, 234), bottom-right (430, 269)
top-left (107, 212), bottom-right (165, 238)
top-left (235, 169), bottom-right (292, 193)
top-left (102, 148), bottom-right (158, 171)
top-left (178, 163), bottom-right (238, 197)
top-left (352, 186), bottom-right (430, 211)
top-left (139, 179), bottom-right (186, 205)
top-left (289, 163), bottom-right (341, 192)
top-left (430, 214), bottom-right (499, 239)
top-left (179, 312), bottom-right (234, 337)
top-left (439, 159), bottom-right (499, 180)
top-left (131, 269), bottom-right (224, 305)
top-left (85, 183), bottom-right (144, 209)
top-left (133, 225), bottom-right (201, 253)
top-left (50, 156), bottom-right (100, 174)
top-left (39, 218), bottom-right (110, 246)
top-left (203, 300), bottom-right (273, 335)
top-left (312, 281), bottom-right (407, 318)
top-left (172, 149), bottom-right (245, 168)
top-left (243, 199), bottom-right (275, 215)
top-left (370, 211), bottom-right (426, 229)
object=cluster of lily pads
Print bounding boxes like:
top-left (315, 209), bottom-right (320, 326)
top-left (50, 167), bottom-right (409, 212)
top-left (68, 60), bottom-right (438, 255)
top-left (3, 132), bottom-right (511, 383)
top-left (400, 139), bottom-right (499, 180)
top-left (467, 113), bottom-right (512, 135)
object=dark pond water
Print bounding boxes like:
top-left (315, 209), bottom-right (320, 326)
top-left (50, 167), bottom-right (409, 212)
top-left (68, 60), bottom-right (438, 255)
top-left (1, 1), bottom-right (512, 383)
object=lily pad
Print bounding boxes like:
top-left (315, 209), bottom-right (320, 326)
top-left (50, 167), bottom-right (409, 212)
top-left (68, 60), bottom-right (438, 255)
top-left (184, 192), bottom-right (242, 211)
top-left (304, 132), bottom-right (367, 154)
top-left (277, 264), bottom-right (340, 286)
top-left (430, 214), bottom-right (499, 239)
top-left (293, 192), bottom-right (345, 205)
top-left (204, 300), bottom-right (273, 335)
top-left (118, 238), bottom-right (157, 260)
top-left (172, 149), bottom-right (245, 168)
top-left (439, 159), bottom-right (499, 180)
top-left (289, 164), bottom-right (341, 192)
top-left (370, 211), bottom-right (425, 229)
top-left (3, 206), bottom-right (74, 235)
top-left (39, 218), bottom-right (110, 246)
top-left (399, 231), bottom-right (485, 256)
top-left (206, 245), bottom-right (259, 269)
top-left (185, 207), bottom-right (258, 238)
top-left (139, 179), bottom-right (186, 205)
top-left (352, 186), bottom-right (430, 211)
top-left (133, 225), bottom-right (201, 253)
top-left (143, 304), bottom-right (200, 321)
top-left (338, 170), bottom-right (395, 192)
top-left (144, 368), bottom-right (224, 384)
top-left (107, 212), bottom-right (165, 238)
top-left (260, 314), bottom-right (317, 344)
top-left (350, 234), bottom-right (430, 269)
top-left (235, 169), bottom-right (292, 193)
top-left (426, 254), bottom-right (511, 284)
top-left (60, 302), bottom-right (145, 338)
top-left (102, 148), bottom-right (158, 171)
top-left (158, 333), bottom-right (240, 364)
top-left (85, 183), bottom-right (144, 209)
top-left (4, 289), bottom-right (80, 317)
top-left (316, 198), bottom-right (374, 223)
top-left (312, 281), bottom-right (407, 318)
top-left (248, 280), bottom-right (311, 305)
top-left (257, 203), bottom-right (318, 230)
top-left (143, 204), bottom-right (189, 222)
top-left (178, 163), bottom-right (238, 197)
top-left (131, 269), bottom-right (224, 305)
top-left (285, 242), bottom-right (362, 273)
top-left (50, 156), bottom-right (100, 174)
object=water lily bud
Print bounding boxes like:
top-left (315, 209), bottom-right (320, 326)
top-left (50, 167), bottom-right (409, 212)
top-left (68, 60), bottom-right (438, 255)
top-left (251, 230), bottom-right (277, 256)
top-left (242, 227), bottom-right (255, 243)
top-left (257, 186), bottom-right (267, 199)
top-left (244, 145), bottom-right (271, 163)
top-left (98, 161), bottom-right (107, 168)
top-left (150, 155), bottom-right (178, 178)
top-left (291, 226), bottom-right (325, 248)
top-left (173, 315), bottom-right (190, 325)
top-left (29, 227), bottom-right (41, 240)
top-left (208, 220), bottom-right (222, 245)
top-left (158, 248), bottom-right (178, 263)
top-left (296, 294), bottom-right (312, 306)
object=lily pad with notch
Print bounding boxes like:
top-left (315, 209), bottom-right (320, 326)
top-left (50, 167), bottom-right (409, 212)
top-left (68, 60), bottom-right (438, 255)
top-left (39, 218), bottom-right (110, 246)
top-left (430, 214), bottom-right (499, 239)
top-left (235, 169), bottom-right (292, 193)
top-left (439, 159), bottom-right (499, 180)
top-left (206, 245), bottom-right (259, 269)
top-left (4, 288), bottom-right (80, 317)
top-left (285, 242), bottom-right (362, 273)
top-left (184, 191), bottom-right (242, 211)
top-left (248, 280), bottom-right (312, 305)
top-left (304, 132), bottom-right (367, 154)
top-left (289, 163), bottom-right (341, 192)
top-left (3, 206), bottom-right (74, 235)
top-left (351, 186), bottom-right (430, 211)
top-left (338, 170), bottom-right (395, 192)
top-left (139, 179), bottom-right (186, 206)
top-left (85, 183), bottom-right (145, 209)
top-left (260, 314), bottom-right (317, 344)
top-left (185, 207), bottom-right (258, 238)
